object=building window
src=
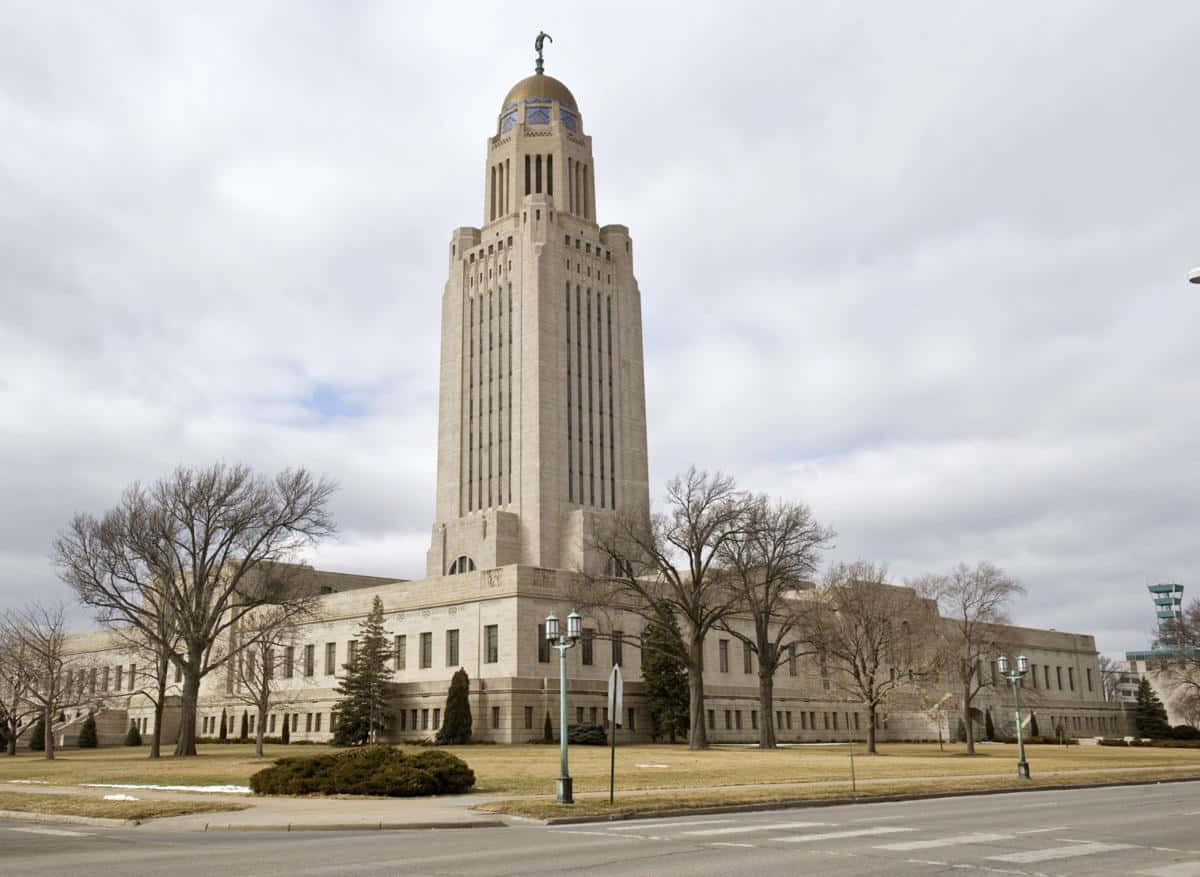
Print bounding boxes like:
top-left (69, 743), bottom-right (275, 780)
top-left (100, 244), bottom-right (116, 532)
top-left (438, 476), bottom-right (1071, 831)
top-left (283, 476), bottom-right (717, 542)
top-left (315, 713), bottom-right (322, 732)
top-left (433, 708), bottom-right (441, 729)
top-left (577, 706), bottom-right (584, 724)
top-left (724, 710), bottom-right (732, 730)
top-left (284, 646), bottom-right (294, 679)
top-left (446, 629), bottom-right (460, 667)
top-left (291, 713), bottom-right (299, 732)
top-left (1056, 666), bottom-right (1063, 689)
top-left (707, 709), bottom-right (715, 730)
top-left (628, 708), bottom-right (636, 731)
top-left (485, 625), bottom-right (498, 663)
top-left (447, 555), bottom-right (476, 575)
top-left (268, 714), bottom-right (276, 733)
top-left (854, 712), bottom-right (860, 730)
top-left (1086, 668), bottom-right (1093, 691)
top-left (420, 632), bottom-right (433, 669)
top-left (325, 643), bottom-right (336, 675)
top-left (581, 628), bottom-right (594, 665)
top-left (751, 710), bottom-right (758, 730)
top-left (304, 644), bottom-right (315, 677)
top-left (115, 666), bottom-right (123, 691)
top-left (833, 712), bottom-right (840, 730)
top-left (1068, 667), bottom-right (1075, 691)
top-left (305, 713), bottom-right (313, 733)
top-left (492, 706), bottom-right (501, 730)
top-left (1031, 663), bottom-right (1038, 688)
top-left (538, 624), bottom-right (550, 663)
top-left (787, 711), bottom-right (794, 731)
top-left (824, 712), bottom-right (830, 730)
top-left (421, 709), bottom-right (429, 730)
top-left (348, 640), bottom-right (359, 666)
top-left (735, 710), bottom-right (743, 730)
top-left (1044, 665), bottom-right (1051, 689)
top-left (524, 706), bottom-right (533, 730)
top-left (743, 641), bottom-right (753, 674)
top-left (719, 639), bottom-right (729, 673)
top-left (590, 706), bottom-right (598, 725)
top-left (394, 635), bottom-right (406, 671)
top-left (611, 631), bottom-right (623, 666)
top-left (788, 644), bottom-right (797, 676)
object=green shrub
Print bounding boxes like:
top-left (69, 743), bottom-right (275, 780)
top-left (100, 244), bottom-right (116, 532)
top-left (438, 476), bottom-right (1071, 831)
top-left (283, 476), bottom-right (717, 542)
top-left (1098, 737), bottom-right (1129, 746)
top-left (567, 723), bottom-right (607, 745)
top-left (249, 744), bottom-right (475, 797)
top-left (78, 713), bottom-right (98, 748)
top-left (543, 712), bottom-right (554, 743)
top-left (436, 668), bottom-right (473, 745)
top-left (218, 710), bottom-right (228, 742)
top-left (29, 716), bottom-right (45, 751)
top-left (124, 721), bottom-right (142, 746)
top-left (1172, 725), bottom-right (1200, 740)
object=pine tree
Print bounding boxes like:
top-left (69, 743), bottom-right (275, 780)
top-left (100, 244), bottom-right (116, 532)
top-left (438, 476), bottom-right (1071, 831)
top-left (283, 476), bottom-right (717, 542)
top-left (332, 596), bottom-right (394, 745)
top-left (1029, 712), bottom-right (1040, 738)
top-left (78, 712), bottom-right (98, 748)
top-left (218, 709), bottom-right (228, 742)
top-left (984, 708), bottom-right (995, 741)
top-left (1135, 678), bottom-right (1171, 738)
top-left (281, 714), bottom-right (291, 744)
top-left (29, 715), bottom-right (45, 751)
top-left (436, 668), bottom-right (473, 744)
top-left (641, 613), bottom-right (690, 743)
top-left (239, 711), bottom-right (249, 743)
top-left (125, 720), bottom-right (142, 746)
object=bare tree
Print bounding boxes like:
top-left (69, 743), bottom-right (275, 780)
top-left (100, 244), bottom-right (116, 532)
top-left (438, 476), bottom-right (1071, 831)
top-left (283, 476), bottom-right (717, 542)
top-left (231, 606), bottom-right (306, 756)
top-left (716, 496), bottom-right (833, 747)
top-left (799, 562), bottom-right (938, 753)
top-left (54, 463), bottom-right (335, 756)
top-left (588, 468), bottom-right (750, 750)
top-left (1096, 655), bottom-right (1121, 703)
top-left (1160, 598), bottom-right (1200, 728)
top-left (117, 605), bottom-right (183, 759)
top-left (915, 561), bottom-right (1025, 755)
top-left (0, 604), bottom-right (89, 760)
top-left (0, 626), bottom-right (39, 756)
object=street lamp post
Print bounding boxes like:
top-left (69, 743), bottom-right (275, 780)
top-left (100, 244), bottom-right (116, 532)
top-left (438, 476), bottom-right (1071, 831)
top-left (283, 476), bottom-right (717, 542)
top-left (1190, 267), bottom-right (1200, 284)
top-left (546, 609), bottom-right (582, 804)
top-left (997, 654), bottom-right (1031, 780)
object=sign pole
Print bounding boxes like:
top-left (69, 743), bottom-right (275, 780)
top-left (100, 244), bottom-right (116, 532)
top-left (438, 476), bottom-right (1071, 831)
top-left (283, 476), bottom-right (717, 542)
top-left (608, 664), bottom-right (623, 806)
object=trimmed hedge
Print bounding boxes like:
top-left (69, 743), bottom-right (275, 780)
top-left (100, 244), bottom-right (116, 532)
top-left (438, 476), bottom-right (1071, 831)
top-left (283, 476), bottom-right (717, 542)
top-left (567, 723), bottom-right (607, 745)
top-left (249, 745), bottom-right (475, 797)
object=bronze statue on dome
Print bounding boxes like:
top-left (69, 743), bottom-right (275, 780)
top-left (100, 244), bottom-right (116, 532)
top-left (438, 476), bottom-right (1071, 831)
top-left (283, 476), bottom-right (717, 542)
top-left (535, 31), bottom-right (552, 74)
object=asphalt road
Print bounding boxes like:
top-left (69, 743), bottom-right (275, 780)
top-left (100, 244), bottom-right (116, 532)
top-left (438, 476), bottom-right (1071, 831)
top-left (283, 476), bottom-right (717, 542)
top-left (5, 781), bottom-right (1200, 876)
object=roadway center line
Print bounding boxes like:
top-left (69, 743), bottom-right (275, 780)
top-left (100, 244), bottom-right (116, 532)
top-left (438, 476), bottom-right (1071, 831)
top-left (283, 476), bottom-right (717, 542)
top-left (8, 827), bottom-right (92, 837)
top-left (678, 821), bottom-right (828, 837)
top-left (779, 826), bottom-right (915, 843)
top-left (876, 832), bottom-right (1013, 851)
top-left (987, 842), bottom-right (1136, 863)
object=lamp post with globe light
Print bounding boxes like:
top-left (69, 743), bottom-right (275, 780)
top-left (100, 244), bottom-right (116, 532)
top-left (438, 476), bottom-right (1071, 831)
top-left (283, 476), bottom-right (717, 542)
top-left (997, 654), bottom-right (1031, 779)
top-left (545, 609), bottom-right (582, 803)
top-left (1190, 267), bottom-right (1200, 284)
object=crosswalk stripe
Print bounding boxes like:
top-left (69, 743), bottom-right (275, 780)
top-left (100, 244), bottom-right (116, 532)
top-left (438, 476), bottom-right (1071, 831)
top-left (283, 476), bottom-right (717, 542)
top-left (1136, 863), bottom-right (1200, 877)
top-left (607, 818), bottom-right (733, 831)
top-left (9, 827), bottom-right (92, 837)
top-left (679, 821), bottom-right (827, 837)
top-left (875, 832), bottom-right (1012, 851)
top-left (779, 826), bottom-right (914, 843)
top-left (987, 842), bottom-right (1136, 863)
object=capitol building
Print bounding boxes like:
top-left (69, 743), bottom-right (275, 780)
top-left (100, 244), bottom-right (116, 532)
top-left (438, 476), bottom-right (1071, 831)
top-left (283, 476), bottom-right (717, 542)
top-left (57, 53), bottom-right (1127, 749)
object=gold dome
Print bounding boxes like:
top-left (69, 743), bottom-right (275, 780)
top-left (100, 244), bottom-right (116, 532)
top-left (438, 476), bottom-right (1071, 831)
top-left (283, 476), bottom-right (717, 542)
top-left (502, 74), bottom-right (577, 112)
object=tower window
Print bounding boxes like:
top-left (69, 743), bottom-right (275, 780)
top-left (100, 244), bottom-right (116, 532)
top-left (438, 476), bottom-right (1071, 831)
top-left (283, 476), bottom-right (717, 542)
top-left (547, 155), bottom-right (553, 196)
top-left (447, 555), bottom-right (476, 575)
top-left (535, 155), bottom-right (542, 194)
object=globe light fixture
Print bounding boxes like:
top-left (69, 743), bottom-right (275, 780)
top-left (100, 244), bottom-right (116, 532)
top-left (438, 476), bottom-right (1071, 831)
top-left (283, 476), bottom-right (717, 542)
top-left (996, 654), bottom-right (1032, 779)
top-left (545, 608), bottom-right (583, 803)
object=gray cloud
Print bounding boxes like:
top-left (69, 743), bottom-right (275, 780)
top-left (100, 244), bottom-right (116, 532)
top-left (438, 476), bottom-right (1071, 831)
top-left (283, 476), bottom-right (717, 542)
top-left (2, 2), bottom-right (1197, 655)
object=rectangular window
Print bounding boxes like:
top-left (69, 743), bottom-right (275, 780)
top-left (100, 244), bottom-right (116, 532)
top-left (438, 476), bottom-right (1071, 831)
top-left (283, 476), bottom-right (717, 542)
top-left (602, 707), bottom-right (608, 727)
top-left (446, 629), bottom-right (460, 667)
top-left (1086, 668), bottom-right (1093, 692)
top-left (325, 643), bottom-right (336, 675)
top-left (284, 646), bottom-right (294, 679)
top-left (492, 706), bottom-right (501, 730)
top-left (707, 709), bottom-right (715, 730)
top-left (809, 711), bottom-right (816, 729)
top-left (833, 712), bottom-right (839, 730)
top-left (800, 711), bottom-right (807, 730)
top-left (823, 712), bottom-right (830, 730)
top-left (315, 713), bottom-right (322, 732)
top-left (537, 624), bottom-right (550, 663)
top-left (128, 664), bottom-right (136, 690)
top-left (789, 644), bottom-right (797, 676)
top-left (411, 708), bottom-right (418, 730)
top-left (291, 713), bottom-right (298, 732)
top-left (348, 640), bottom-right (358, 665)
top-left (420, 632), bottom-right (433, 669)
top-left (393, 635), bottom-right (406, 671)
top-left (1056, 666), bottom-right (1063, 689)
top-left (777, 710), bottom-right (783, 730)
top-left (421, 709), bottom-right (429, 730)
top-left (751, 710), bottom-right (758, 730)
top-left (854, 712), bottom-right (860, 730)
top-left (743, 641), bottom-right (753, 674)
top-left (269, 714), bottom-right (276, 733)
top-left (590, 706), bottom-right (598, 725)
top-left (611, 631), bottom-right (623, 666)
top-left (724, 710), bottom-right (732, 730)
top-left (719, 639), bottom-right (729, 673)
top-left (304, 644), bottom-right (315, 677)
top-left (628, 708), bottom-right (636, 731)
top-left (115, 666), bottom-right (123, 691)
top-left (577, 706), bottom-right (584, 724)
top-left (735, 710), bottom-right (743, 730)
top-left (1031, 663), bottom-right (1038, 688)
top-left (524, 706), bottom-right (533, 730)
top-left (400, 711), bottom-right (407, 731)
top-left (581, 629), bottom-right (594, 665)
top-left (786, 711), bottom-right (793, 730)
top-left (1068, 667), bottom-right (1075, 691)
top-left (433, 708), bottom-right (441, 729)
top-left (485, 625), bottom-right (498, 663)
top-left (1044, 665), bottom-right (1051, 688)
top-left (249, 714), bottom-right (255, 734)
top-left (305, 713), bottom-right (312, 733)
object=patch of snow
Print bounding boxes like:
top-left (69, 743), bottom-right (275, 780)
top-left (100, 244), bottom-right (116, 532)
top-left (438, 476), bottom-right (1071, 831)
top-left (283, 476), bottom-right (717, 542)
top-left (8, 779), bottom-right (50, 784)
top-left (103, 794), bottom-right (139, 801)
top-left (82, 783), bottom-right (251, 795)
top-left (635, 763), bottom-right (670, 768)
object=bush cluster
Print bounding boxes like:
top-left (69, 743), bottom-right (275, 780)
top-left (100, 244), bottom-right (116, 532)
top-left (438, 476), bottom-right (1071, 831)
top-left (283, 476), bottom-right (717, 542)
top-left (249, 745), bottom-right (475, 797)
top-left (567, 723), bottom-right (607, 746)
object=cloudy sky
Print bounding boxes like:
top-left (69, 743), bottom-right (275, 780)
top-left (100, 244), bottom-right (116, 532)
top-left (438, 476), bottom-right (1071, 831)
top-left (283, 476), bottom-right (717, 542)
top-left (2, 3), bottom-right (1197, 658)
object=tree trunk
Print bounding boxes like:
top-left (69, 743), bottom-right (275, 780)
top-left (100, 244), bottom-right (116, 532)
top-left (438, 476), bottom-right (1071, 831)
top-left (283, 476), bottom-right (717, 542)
top-left (866, 703), bottom-right (877, 754)
top-left (174, 668), bottom-right (201, 756)
top-left (963, 696), bottom-right (976, 755)
top-left (687, 636), bottom-right (708, 750)
top-left (44, 704), bottom-right (55, 760)
top-left (255, 707), bottom-right (265, 758)
top-left (758, 669), bottom-right (776, 748)
top-left (150, 674), bottom-right (167, 759)
top-left (6, 728), bottom-right (15, 756)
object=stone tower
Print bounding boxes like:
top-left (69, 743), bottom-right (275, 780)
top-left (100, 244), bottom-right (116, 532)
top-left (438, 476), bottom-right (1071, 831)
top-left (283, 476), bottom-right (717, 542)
top-left (426, 53), bottom-right (650, 579)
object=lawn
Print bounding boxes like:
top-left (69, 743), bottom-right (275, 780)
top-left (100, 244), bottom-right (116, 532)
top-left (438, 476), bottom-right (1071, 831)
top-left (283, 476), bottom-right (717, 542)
top-left (0, 791), bottom-right (249, 822)
top-left (2, 741), bottom-right (1198, 800)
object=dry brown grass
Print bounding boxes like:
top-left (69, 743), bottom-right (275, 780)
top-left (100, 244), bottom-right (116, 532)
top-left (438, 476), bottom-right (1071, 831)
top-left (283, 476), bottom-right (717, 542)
top-left (0, 791), bottom-right (249, 821)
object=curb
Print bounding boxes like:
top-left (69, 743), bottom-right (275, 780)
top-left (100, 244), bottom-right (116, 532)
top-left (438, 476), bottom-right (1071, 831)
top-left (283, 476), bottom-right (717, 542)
top-left (203, 819), bottom-right (507, 832)
top-left (531, 774), bottom-right (1200, 826)
top-left (0, 809), bottom-right (140, 829)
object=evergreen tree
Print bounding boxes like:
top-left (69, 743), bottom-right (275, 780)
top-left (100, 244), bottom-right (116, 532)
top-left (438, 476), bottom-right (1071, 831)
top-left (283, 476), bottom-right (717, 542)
top-left (1135, 678), bottom-right (1171, 738)
top-left (641, 612), bottom-right (690, 743)
top-left (29, 715), bottom-right (45, 751)
top-left (1029, 712), bottom-right (1040, 738)
top-left (332, 596), bottom-right (394, 745)
top-left (78, 712), bottom-right (98, 748)
top-left (543, 711), bottom-right (554, 743)
top-left (984, 708), bottom-right (995, 741)
top-left (125, 720), bottom-right (142, 746)
top-left (281, 714), bottom-right (291, 744)
top-left (218, 709), bottom-right (228, 742)
top-left (239, 710), bottom-right (249, 743)
top-left (436, 668), bottom-right (473, 744)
